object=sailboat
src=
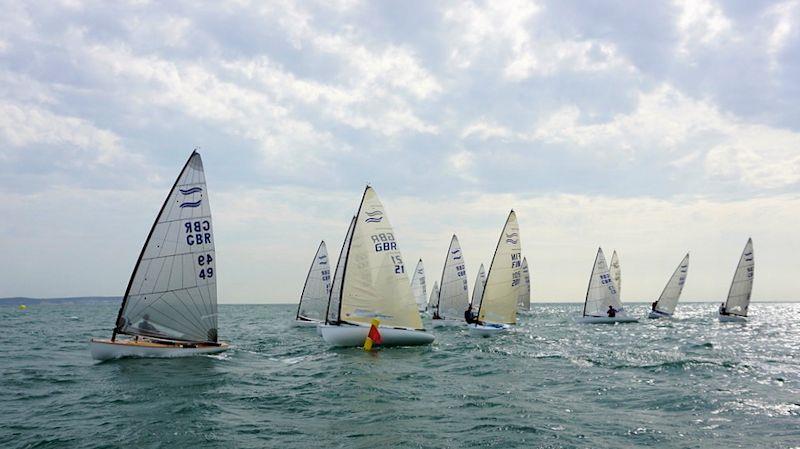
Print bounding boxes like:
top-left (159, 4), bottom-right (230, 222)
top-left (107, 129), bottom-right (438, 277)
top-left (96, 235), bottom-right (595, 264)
top-left (719, 238), bottom-right (754, 322)
top-left (410, 259), bottom-right (428, 312)
top-left (427, 281), bottom-right (440, 315)
top-left (432, 235), bottom-right (470, 327)
top-left (517, 257), bottom-right (531, 311)
top-left (648, 253), bottom-right (690, 319)
top-left (319, 186), bottom-right (435, 347)
top-left (610, 251), bottom-right (621, 300)
top-left (90, 151), bottom-right (229, 360)
top-left (323, 216), bottom-right (356, 334)
top-left (470, 263), bottom-right (486, 311)
top-left (468, 211), bottom-right (522, 336)
top-left (294, 241), bottom-right (331, 326)
top-left (576, 248), bottom-right (638, 324)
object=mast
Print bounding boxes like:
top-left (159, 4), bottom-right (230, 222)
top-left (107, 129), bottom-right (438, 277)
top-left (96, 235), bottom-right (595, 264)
top-left (112, 151), bottom-right (197, 341)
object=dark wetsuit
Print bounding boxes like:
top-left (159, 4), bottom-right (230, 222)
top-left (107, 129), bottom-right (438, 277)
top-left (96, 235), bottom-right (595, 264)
top-left (607, 306), bottom-right (616, 317)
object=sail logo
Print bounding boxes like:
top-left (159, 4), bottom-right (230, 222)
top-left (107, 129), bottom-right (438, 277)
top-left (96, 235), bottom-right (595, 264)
top-left (364, 210), bottom-right (383, 223)
top-left (451, 248), bottom-right (462, 260)
top-left (318, 255), bottom-right (328, 265)
top-left (178, 186), bottom-right (204, 208)
top-left (505, 232), bottom-right (519, 244)
top-left (180, 187), bottom-right (203, 195)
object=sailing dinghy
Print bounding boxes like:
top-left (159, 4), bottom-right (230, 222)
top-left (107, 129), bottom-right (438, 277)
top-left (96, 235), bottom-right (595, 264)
top-left (575, 248), bottom-right (638, 324)
top-left (319, 186), bottom-right (434, 347)
top-left (432, 235), bottom-right (470, 327)
top-left (517, 257), bottom-right (531, 311)
top-left (90, 151), bottom-right (229, 360)
top-left (410, 259), bottom-right (428, 312)
top-left (470, 264), bottom-right (486, 311)
top-left (427, 281), bottom-right (440, 315)
top-left (468, 211), bottom-right (522, 337)
top-left (719, 238), bottom-right (754, 322)
top-left (648, 253), bottom-right (689, 319)
top-left (295, 241), bottom-right (331, 326)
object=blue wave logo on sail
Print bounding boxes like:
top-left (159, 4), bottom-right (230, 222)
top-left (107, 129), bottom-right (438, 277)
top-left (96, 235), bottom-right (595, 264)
top-left (364, 210), bottom-right (383, 222)
top-left (318, 255), bottom-right (328, 265)
top-left (506, 238), bottom-right (518, 244)
top-left (179, 187), bottom-right (203, 195)
top-left (180, 200), bottom-right (203, 208)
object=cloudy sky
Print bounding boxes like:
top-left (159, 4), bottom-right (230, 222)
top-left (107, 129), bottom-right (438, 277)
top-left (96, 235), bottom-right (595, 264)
top-left (1, 0), bottom-right (798, 303)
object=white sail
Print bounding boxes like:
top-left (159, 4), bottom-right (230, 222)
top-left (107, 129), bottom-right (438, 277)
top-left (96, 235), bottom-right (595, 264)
top-left (326, 216), bottom-right (356, 324)
top-left (114, 151), bottom-right (218, 343)
top-left (296, 241), bottom-right (331, 322)
top-left (436, 235), bottom-right (470, 320)
top-left (337, 187), bottom-right (423, 329)
top-left (478, 211), bottom-right (522, 325)
top-left (470, 263), bottom-right (486, 310)
top-left (724, 238), bottom-right (754, 317)
top-left (517, 257), bottom-right (531, 311)
top-left (410, 259), bottom-right (428, 312)
top-left (427, 281), bottom-right (440, 312)
top-left (583, 248), bottom-right (622, 317)
top-left (609, 250), bottom-right (621, 300)
top-left (654, 253), bottom-right (689, 315)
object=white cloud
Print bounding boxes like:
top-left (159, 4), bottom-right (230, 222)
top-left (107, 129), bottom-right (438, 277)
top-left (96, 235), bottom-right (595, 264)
top-left (765, 0), bottom-right (800, 71)
top-left (674, 0), bottom-right (733, 56)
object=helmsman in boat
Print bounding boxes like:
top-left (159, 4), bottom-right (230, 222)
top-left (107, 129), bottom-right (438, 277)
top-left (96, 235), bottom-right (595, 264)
top-left (607, 305), bottom-right (617, 317)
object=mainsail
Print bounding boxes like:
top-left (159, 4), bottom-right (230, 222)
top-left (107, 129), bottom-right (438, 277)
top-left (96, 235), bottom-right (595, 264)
top-left (428, 281), bottom-right (440, 312)
top-left (583, 248), bottom-right (622, 317)
top-left (436, 235), bottom-right (470, 320)
top-left (471, 263), bottom-right (486, 310)
top-left (336, 187), bottom-right (423, 330)
top-left (478, 211), bottom-right (522, 325)
top-left (610, 251), bottom-right (621, 300)
top-left (654, 253), bottom-right (690, 315)
top-left (410, 259), bottom-right (428, 312)
top-left (113, 151), bottom-right (218, 343)
top-left (325, 216), bottom-right (356, 325)
top-left (296, 241), bottom-right (331, 322)
top-left (517, 257), bottom-right (531, 311)
top-left (724, 238), bottom-right (754, 317)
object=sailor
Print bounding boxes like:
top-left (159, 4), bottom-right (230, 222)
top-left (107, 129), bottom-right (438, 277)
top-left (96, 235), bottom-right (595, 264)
top-left (719, 302), bottom-right (728, 315)
top-left (138, 314), bottom-right (158, 333)
top-left (607, 305), bottom-right (617, 317)
top-left (651, 301), bottom-right (658, 311)
top-left (464, 306), bottom-right (476, 324)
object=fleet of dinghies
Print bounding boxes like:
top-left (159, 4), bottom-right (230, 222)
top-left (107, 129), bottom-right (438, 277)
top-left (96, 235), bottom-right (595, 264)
top-left (87, 152), bottom-right (761, 359)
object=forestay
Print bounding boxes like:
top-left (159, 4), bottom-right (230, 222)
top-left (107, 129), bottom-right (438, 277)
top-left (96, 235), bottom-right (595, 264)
top-left (114, 152), bottom-right (218, 343)
top-left (296, 241), bottom-right (331, 322)
top-left (478, 211), bottom-right (523, 325)
top-left (411, 259), bottom-right (428, 312)
top-left (471, 264), bottom-right (486, 310)
top-left (436, 235), bottom-right (470, 320)
top-left (583, 248), bottom-right (622, 317)
top-left (724, 238), bottom-right (754, 317)
top-left (610, 251), bottom-right (621, 300)
top-left (338, 187), bottom-right (424, 330)
top-left (326, 216), bottom-right (356, 325)
top-left (654, 253), bottom-right (690, 315)
top-left (517, 257), bottom-right (531, 311)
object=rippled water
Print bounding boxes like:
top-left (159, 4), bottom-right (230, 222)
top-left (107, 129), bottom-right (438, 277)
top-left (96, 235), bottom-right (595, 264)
top-left (1, 302), bottom-right (799, 448)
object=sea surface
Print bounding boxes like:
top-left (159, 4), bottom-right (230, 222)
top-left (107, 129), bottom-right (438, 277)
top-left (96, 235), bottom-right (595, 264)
top-left (1, 302), bottom-right (799, 449)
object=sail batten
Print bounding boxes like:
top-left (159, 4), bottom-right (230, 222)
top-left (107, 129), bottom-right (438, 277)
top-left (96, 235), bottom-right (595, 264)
top-left (296, 241), bottom-right (331, 322)
top-left (477, 211), bottom-right (522, 325)
top-left (114, 152), bottom-right (219, 344)
top-left (654, 254), bottom-right (690, 315)
top-left (436, 235), bottom-right (470, 320)
top-left (724, 239), bottom-right (754, 317)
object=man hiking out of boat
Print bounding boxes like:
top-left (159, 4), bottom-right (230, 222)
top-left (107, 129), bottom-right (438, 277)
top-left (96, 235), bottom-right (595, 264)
top-left (607, 305), bottom-right (617, 317)
top-left (719, 303), bottom-right (729, 315)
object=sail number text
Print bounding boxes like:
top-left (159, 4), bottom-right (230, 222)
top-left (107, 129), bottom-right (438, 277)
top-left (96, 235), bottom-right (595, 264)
top-left (185, 220), bottom-right (212, 246)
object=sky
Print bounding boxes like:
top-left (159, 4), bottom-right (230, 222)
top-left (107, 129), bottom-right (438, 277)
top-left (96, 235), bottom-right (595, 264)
top-left (1, 0), bottom-right (799, 303)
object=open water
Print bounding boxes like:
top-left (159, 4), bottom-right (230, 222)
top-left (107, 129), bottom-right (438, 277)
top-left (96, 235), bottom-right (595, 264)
top-left (1, 302), bottom-right (799, 448)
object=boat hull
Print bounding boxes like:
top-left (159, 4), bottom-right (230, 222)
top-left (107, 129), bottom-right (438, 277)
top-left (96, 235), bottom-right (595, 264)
top-left (719, 314), bottom-right (747, 322)
top-left (648, 310), bottom-right (673, 319)
top-left (90, 338), bottom-right (229, 361)
top-left (293, 319), bottom-right (321, 327)
top-left (431, 318), bottom-right (464, 327)
top-left (467, 323), bottom-right (511, 337)
top-left (319, 324), bottom-right (434, 347)
top-left (575, 315), bottom-right (639, 324)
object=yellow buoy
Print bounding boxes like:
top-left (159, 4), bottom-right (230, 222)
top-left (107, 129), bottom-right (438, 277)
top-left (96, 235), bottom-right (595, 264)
top-left (18, 304), bottom-right (27, 310)
top-left (363, 318), bottom-right (381, 351)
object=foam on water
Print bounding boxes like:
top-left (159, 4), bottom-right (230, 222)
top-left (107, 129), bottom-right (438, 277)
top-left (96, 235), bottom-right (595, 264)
top-left (1, 302), bottom-right (799, 448)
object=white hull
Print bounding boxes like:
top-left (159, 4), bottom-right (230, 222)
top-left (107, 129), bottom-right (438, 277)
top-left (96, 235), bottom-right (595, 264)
top-left (719, 314), bottom-right (747, 322)
top-left (467, 323), bottom-right (511, 337)
top-left (575, 315), bottom-right (639, 324)
top-left (90, 338), bottom-right (229, 361)
top-left (319, 324), bottom-right (434, 347)
top-left (431, 318), bottom-right (464, 327)
top-left (293, 319), bottom-right (321, 327)
top-left (648, 310), bottom-right (673, 319)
